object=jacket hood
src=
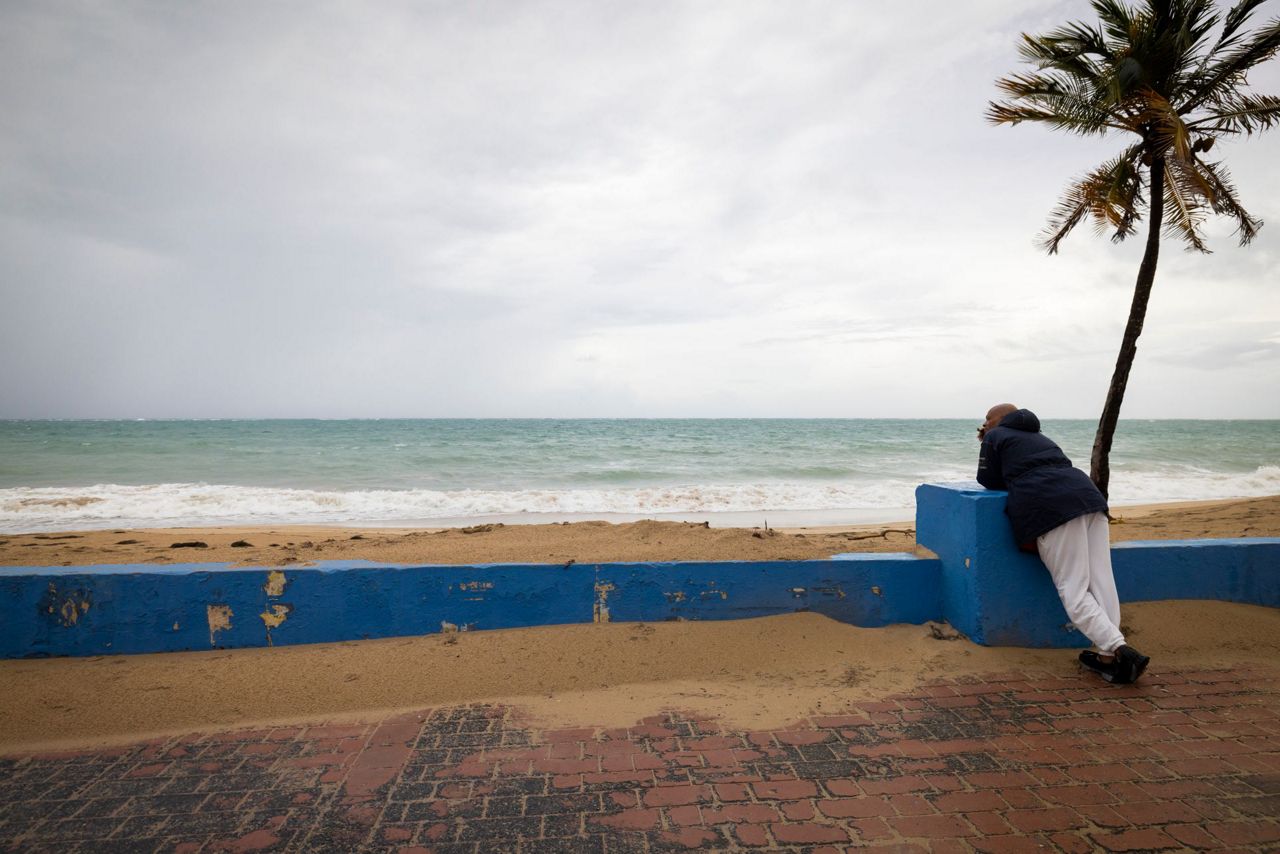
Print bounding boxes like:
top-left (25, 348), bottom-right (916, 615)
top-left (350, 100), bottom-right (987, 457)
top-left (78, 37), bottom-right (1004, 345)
top-left (999, 408), bottom-right (1041, 433)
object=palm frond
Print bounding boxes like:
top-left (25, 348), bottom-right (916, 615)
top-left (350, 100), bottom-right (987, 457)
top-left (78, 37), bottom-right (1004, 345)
top-left (1041, 183), bottom-right (1096, 255)
top-left (1140, 88), bottom-right (1194, 158)
top-left (1181, 15), bottom-right (1280, 111)
top-left (1017, 33), bottom-right (1112, 96)
top-left (1040, 147), bottom-right (1146, 253)
top-left (1096, 156), bottom-right (1147, 243)
top-left (1184, 0), bottom-right (1226, 49)
top-left (1182, 0), bottom-right (1233, 83)
top-left (1024, 22), bottom-right (1115, 76)
top-left (987, 102), bottom-right (1124, 133)
top-left (1205, 15), bottom-right (1280, 77)
top-left (1092, 0), bottom-right (1138, 43)
top-left (1194, 157), bottom-right (1263, 244)
top-left (1188, 91), bottom-right (1280, 132)
top-left (1217, 0), bottom-right (1270, 51)
top-left (1163, 157), bottom-right (1212, 252)
top-left (989, 70), bottom-right (1130, 133)
top-left (1173, 151), bottom-right (1218, 199)
top-left (993, 70), bottom-right (1091, 98)
top-left (1042, 20), bottom-right (1114, 58)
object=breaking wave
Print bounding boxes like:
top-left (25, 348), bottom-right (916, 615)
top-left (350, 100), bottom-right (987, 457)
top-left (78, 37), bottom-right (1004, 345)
top-left (2, 464), bottom-right (1277, 532)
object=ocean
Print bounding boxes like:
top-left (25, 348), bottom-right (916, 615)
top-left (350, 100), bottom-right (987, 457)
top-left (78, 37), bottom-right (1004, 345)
top-left (1, 419), bottom-right (1277, 532)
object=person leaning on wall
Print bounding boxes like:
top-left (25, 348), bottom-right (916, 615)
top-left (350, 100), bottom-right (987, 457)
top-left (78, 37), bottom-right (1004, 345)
top-left (976, 403), bottom-right (1150, 684)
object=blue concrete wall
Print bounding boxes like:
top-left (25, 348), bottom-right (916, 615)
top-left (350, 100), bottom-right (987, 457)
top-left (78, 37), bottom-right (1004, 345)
top-left (917, 482), bottom-right (1280, 647)
top-left (601, 555), bottom-right (939, 627)
top-left (0, 555), bottom-right (942, 658)
top-left (3, 484), bottom-right (1276, 657)
top-left (1, 561), bottom-right (595, 658)
top-left (916, 482), bottom-right (1087, 648)
top-left (1113, 539), bottom-right (1280, 606)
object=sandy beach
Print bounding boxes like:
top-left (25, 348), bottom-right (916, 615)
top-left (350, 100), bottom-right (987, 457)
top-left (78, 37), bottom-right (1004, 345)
top-left (3, 494), bottom-right (1277, 568)
top-left (1, 494), bottom-right (1277, 754)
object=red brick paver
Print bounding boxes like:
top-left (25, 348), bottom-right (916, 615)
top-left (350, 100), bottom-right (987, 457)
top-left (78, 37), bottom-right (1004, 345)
top-left (1, 666), bottom-right (1278, 852)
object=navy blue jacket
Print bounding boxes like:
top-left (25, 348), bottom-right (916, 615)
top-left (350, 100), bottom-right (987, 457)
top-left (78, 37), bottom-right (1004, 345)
top-left (976, 409), bottom-right (1107, 544)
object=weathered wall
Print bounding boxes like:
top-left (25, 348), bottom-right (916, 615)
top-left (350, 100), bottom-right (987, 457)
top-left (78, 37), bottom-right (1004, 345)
top-left (599, 554), bottom-right (939, 626)
top-left (3, 484), bottom-right (1276, 657)
top-left (0, 555), bottom-right (941, 658)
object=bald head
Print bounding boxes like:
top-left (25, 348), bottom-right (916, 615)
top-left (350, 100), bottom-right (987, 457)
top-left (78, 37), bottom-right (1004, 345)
top-left (986, 403), bottom-right (1017, 423)
top-left (978, 402), bottom-right (1018, 441)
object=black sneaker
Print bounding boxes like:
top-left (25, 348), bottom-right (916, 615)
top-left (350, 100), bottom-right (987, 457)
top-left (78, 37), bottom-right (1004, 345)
top-left (1112, 645), bottom-right (1150, 685)
top-left (1078, 650), bottom-right (1120, 681)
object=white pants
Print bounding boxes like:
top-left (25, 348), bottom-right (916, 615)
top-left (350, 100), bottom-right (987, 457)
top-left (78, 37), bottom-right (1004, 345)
top-left (1036, 512), bottom-right (1126, 654)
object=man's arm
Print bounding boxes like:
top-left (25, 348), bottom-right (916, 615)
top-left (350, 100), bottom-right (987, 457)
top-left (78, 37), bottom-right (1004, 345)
top-left (976, 436), bottom-right (1005, 489)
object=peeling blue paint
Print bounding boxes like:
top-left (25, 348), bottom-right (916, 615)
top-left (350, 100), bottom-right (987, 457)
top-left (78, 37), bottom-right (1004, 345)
top-left (0, 557), bottom-right (939, 658)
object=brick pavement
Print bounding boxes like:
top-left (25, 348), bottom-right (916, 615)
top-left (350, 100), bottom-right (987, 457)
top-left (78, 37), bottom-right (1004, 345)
top-left (2, 666), bottom-right (1279, 853)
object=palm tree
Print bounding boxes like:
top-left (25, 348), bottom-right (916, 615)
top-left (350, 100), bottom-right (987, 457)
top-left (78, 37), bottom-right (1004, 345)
top-left (988, 0), bottom-right (1280, 498)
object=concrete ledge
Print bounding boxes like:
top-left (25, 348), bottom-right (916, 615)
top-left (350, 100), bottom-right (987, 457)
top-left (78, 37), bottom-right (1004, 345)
top-left (1, 561), bottom-right (592, 657)
top-left (0, 556), bottom-right (942, 658)
top-left (1113, 538), bottom-right (1280, 606)
top-left (600, 557), bottom-right (940, 626)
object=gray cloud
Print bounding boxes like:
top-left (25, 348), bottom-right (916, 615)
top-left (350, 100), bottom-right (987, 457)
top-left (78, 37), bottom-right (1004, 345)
top-left (2, 0), bottom-right (1277, 418)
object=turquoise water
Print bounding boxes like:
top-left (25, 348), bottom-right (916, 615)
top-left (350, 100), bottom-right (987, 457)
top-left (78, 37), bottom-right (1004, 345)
top-left (1, 419), bottom-right (1276, 531)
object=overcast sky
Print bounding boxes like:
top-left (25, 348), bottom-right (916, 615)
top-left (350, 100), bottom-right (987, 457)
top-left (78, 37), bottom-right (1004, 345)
top-left (1, 0), bottom-right (1277, 419)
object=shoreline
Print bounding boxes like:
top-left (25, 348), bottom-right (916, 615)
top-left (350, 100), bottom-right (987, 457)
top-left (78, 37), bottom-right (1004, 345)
top-left (7, 490), bottom-right (1278, 538)
top-left (2, 494), bottom-right (1276, 568)
top-left (0, 506), bottom-right (917, 537)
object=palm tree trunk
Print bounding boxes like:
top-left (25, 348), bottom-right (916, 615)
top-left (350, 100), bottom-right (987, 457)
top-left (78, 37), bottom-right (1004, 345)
top-left (1090, 156), bottom-right (1165, 498)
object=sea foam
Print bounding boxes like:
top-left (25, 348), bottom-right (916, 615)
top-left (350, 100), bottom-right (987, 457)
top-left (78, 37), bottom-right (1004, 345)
top-left (2, 465), bottom-right (1277, 533)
